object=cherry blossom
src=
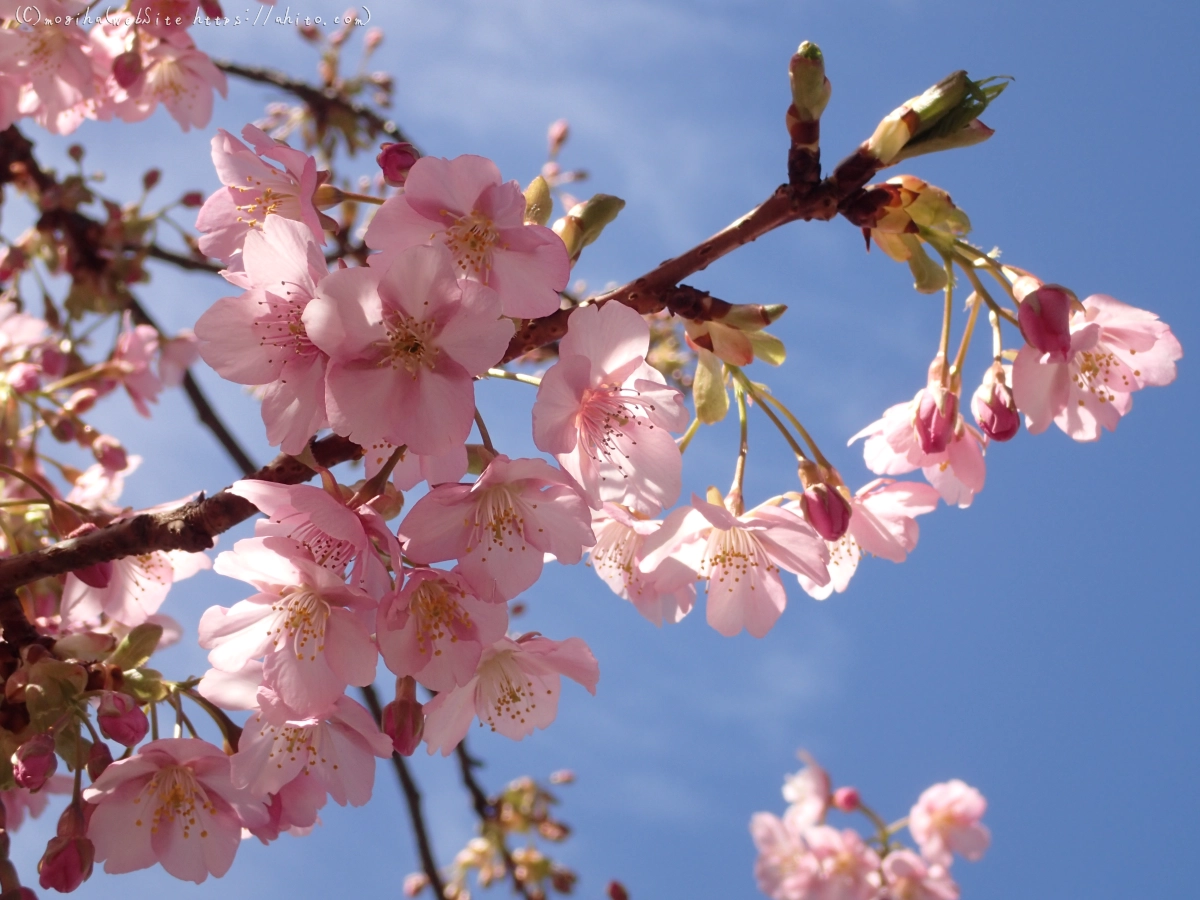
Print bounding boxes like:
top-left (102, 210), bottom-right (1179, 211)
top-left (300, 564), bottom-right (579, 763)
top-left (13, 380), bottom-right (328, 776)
top-left (749, 811), bottom-right (814, 900)
top-left (796, 826), bottom-right (881, 900)
top-left (533, 302), bottom-right (688, 513)
top-left (305, 243), bottom-right (514, 457)
top-left (62, 548), bottom-right (210, 629)
top-left (587, 503), bottom-right (696, 626)
top-left (364, 154), bottom-right (570, 318)
top-left (199, 536), bottom-right (378, 716)
top-left (880, 850), bottom-right (960, 900)
top-left (400, 454), bottom-right (595, 604)
top-left (791, 479), bottom-right (940, 600)
top-left (377, 567), bottom-right (509, 692)
top-left (83, 738), bottom-right (268, 883)
top-left (639, 494), bottom-right (830, 638)
top-left (781, 751), bottom-right (831, 830)
top-left (1011, 293), bottom-right (1182, 441)
top-left (112, 312), bottom-right (162, 417)
top-left (195, 125), bottom-right (327, 261)
top-left (0, 2), bottom-right (94, 134)
top-left (908, 780), bottom-right (990, 867)
top-left (422, 633), bottom-right (599, 755)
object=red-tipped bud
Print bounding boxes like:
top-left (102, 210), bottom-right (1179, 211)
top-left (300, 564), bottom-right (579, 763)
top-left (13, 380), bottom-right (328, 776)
top-left (6, 362), bottom-right (41, 393)
top-left (13, 734), bottom-right (58, 791)
top-left (111, 51), bottom-right (142, 89)
top-left (97, 692), bottom-right (149, 747)
top-left (382, 677), bottom-right (424, 756)
top-left (1017, 284), bottom-right (1074, 362)
top-left (67, 145), bottom-right (84, 162)
top-left (298, 23), bottom-right (321, 41)
top-left (180, 191), bottom-right (204, 208)
top-left (607, 881), bottom-right (630, 900)
top-left (142, 169), bottom-right (160, 192)
top-left (914, 382), bottom-right (958, 455)
top-left (799, 484), bottom-right (852, 542)
top-left (364, 27), bottom-right (384, 52)
top-left (87, 740), bottom-right (113, 781)
top-left (377, 142), bottom-right (420, 187)
top-left (832, 786), bottom-right (861, 812)
top-left (38, 834), bottom-right (94, 892)
top-left (971, 365), bottom-right (1020, 442)
top-left (90, 435), bottom-right (127, 472)
top-left (63, 389), bottom-right (98, 416)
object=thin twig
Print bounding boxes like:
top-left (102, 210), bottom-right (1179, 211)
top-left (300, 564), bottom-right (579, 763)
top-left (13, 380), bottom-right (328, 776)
top-left (454, 742), bottom-right (534, 900)
top-left (360, 684), bottom-right (448, 900)
top-left (145, 243), bottom-right (223, 274)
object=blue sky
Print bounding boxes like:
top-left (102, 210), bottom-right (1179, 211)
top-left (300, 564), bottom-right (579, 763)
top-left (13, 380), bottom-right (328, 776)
top-left (9, 1), bottom-right (1199, 898)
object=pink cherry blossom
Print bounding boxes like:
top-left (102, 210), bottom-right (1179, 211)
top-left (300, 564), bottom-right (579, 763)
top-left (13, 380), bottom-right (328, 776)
top-left (781, 751), bottom-right (831, 831)
top-left (639, 495), bottom-right (830, 638)
top-left (377, 567), bottom-right (509, 692)
top-left (62, 548), bottom-right (210, 628)
top-left (83, 738), bottom-right (268, 883)
top-left (850, 399), bottom-right (987, 509)
top-left (533, 302), bottom-right (688, 513)
top-left (65, 454), bottom-right (140, 513)
top-left (230, 692), bottom-right (393, 829)
top-left (797, 826), bottom-right (881, 900)
top-left (422, 633), bottom-right (599, 755)
top-left (749, 812), bottom-right (815, 900)
top-left (400, 454), bottom-right (595, 604)
top-left (199, 536), bottom-right (378, 716)
top-left (1011, 293), bottom-right (1182, 441)
top-left (112, 312), bottom-right (162, 417)
top-left (587, 503), bottom-right (696, 626)
top-left (792, 479), bottom-right (940, 600)
top-left (364, 154), bottom-right (570, 318)
top-left (228, 478), bottom-right (400, 597)
top-left (0, 3), bottom-right (95, 134)
top-left (195, 125), bottom-right (327, 262)
top-left (195, 215), bottom-right (331, 454)
top-left (304, 243), bottom-right (514, 456)
top-left (880, 850), bottom-right (959, 900)
top-left (908, 779), bottom-right (990, 867)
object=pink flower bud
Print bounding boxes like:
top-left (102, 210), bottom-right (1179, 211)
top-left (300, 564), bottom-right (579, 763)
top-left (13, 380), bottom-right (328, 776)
top-left (6, 362), bottom-right (40, 393)
top-left (111, 51), bottom-right (143, 89)
top-left (832, 786), bottom-right (861, 811)
top-left (403, 873), bottom-right (429, 897)
top-left (90, 435), bottom-right (127, 472)
top-left (87, 740), bottom-right (113, 781)
top-left (200, 0), bottom-right (223, 17)
top-left (37, 346), bottom-right (68, 378)
top-left (63, 389), bottom-right (98, 416)
top-left (96, 692), bottom-right (149, 747)
top-left (799, 484), bottom-right (852, 542)
top-left (376, 142), bottom-right (420, 187)
top-left (364, 27), bottom-right (384, 51)
top-left (12, 734), bottom-right (57, 791)
top-left (547, 119), bottom-right (570, 157)
top-left (914, 384), bottom-right (958, 454)
top-left (73, 561), bottom-right (113, 589)
top-left (180, 191), bottom-right (204, 208)
top-left (38, 835), bottom-right (94, 893)
top-left (382, 677), bottom-right (424, 756)
top-left (971, 368), bottom-right (1020, 442)
top-left (1017, 284), bottom-right (1074, 362)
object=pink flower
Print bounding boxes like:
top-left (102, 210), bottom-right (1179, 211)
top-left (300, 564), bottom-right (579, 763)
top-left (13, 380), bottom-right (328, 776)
top-left (587, 503), bottom-right (696, 626)
top-left (195, 215), bottom-right (331, 454)
top-left (781, 751), bottom-right (831, 831)
top-left (792, 479), bottom-right (940, 600)
top-left (158, 329), bottom-right (199, 388)
top-left (382, 677), bottom-right (425, 756)
top-left (798, 826), bottom-right (881, 900)
top-left (1011, 294), bottom-right (1182, 441)
top-left (639, 495), bottom-right (830, 638)
top-left (305, 244), bottom-right (514, 456)
top-left (908, 779), bottom-right (990, 867)
top-left (422, 633), bottom-right (599, 755)
top-left (365, 154), bottom-right (570, 318)
top-left (83, 738), bottom-right (268, 883)
top-left (377, 567), bottom-right (509, 692)
top-left (880, 850), bottom-right (959, 900)
top-left (97, 691), bottom-right (149, 747)
top-left (850, 400), bottom-right (987, 509)
top-left (195, 125), bottom-right (327, 262)
top-left (230, 693), bottom-right (393, 828)
top-left (112, 312), bottom-right (162, 417)
top-left (229, 478), bottom-right (400, 598)
top-left (199, 536), bottom-right (378, 716)
top-left (62, 547), bottom-right (210, 628)
top-left (377, 141), bottom-right (419, 187)
top-left (533, 302), bottom-right (688, 513)
top-left (749, 812), bottom-right (814, 900)
top-left (400, 455), bottom-right (595, 604)
top-left (0, 3), bottom-right (95, 134)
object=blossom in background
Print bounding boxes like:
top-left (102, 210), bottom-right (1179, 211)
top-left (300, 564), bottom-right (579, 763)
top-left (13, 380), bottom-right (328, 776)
top-left (400, 455), bottom-right (595, 604)
top-left (195, 215), bottom-right (331, 454)
top-left (112, 312), bottom-right (162, 417)
top-left (881, 850), bottom-right (960, 900)
top-left (908, 779), bottom-right (990, 867)
top-left (84, 738), bottom-right (268, 883)
top-left (533, 302), bottom-right (688, 513)
top-left (0, 2), bottom-right (94, 134)
top-left (639, 494), bottom-right (829, 638)
top-left (781, 751), bottom-right (831, 830)
top-left (1011, 293), bottom-right (1182, 441)
top-left (305, 243), bottom-right (514, 457)
top-left (365, 154), bottom-right (570, 318)
top-left (422, 633), bottom-right (599, 754)
top-left (62, 548), bottom-right (209, 629)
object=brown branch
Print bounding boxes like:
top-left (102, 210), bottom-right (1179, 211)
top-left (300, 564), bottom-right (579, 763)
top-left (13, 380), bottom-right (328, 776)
top-left (0, 434), bottom-right (361, 595)
top-left (215, 60), bottom-right (420, 150)
top-left (145, 243), bottom-right (223, 274)
top-left (359, 684), bottom-right (448, 900)
top-left (455, 741), bottom-right (534, 900)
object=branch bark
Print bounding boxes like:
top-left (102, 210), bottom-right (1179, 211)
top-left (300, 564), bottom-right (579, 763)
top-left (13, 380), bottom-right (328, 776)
top-left (455, 742), bottom-right (534, 900)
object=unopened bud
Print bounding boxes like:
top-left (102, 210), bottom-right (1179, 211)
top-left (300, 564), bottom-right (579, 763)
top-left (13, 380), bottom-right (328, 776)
top-left (547, 119), bottom-right (570, 158)
top-left (523, 176), bottom-right (553, 227)
top-left (797, 460), bottom-right (852, 542)
top-left (180, 191), bottom-right (204, 208)
top-left (313, 183), bottom-right (345, 210)
top-left (403, 873), bottom-right (430, 897)
top-left (607, 881), bottom-right (630, 900)
top-left (382, 677), bottom-right (424, 756)
top-left (91, 435), bottom-right (127, 471)
top-left (63, 388), bottom-right (98, 416)
top-left (298, 23), bottom-right (321, 41)
top-left (13, 734), bottom-right (58, 791)
top-left (87, 740), bottom-right (114, 780)
top-left (832, 786), bottom-right (860, 811)
top-left (364, 27), bottom-right (384, 52)
top-left (142, 169), bottom-right (160, 192)
top-left (549, 769), bottom-right (575, 785)
top-left (67, 145), bottom-right (84, 163)
top-left (720, 302), bottom-right (788, 332)
top-left (788, 42), bottom-right (831, 124)
top-left (6, 362), bottom-right (40, 393)
top-left (377, 142), bottom-right (420, 187)
top-left (111, 51), bottom-right (143, 89)
top-left (557, 194), bottom-right (625, 259)
top-left (891, 118), bottom-right (995, 164)
top-left (971, 364), bottom-right (1020, 442)
top-left (1017, 284), bottom-right (1074, 362)
top-left (97, 692), bottom-right (149, 747)
top-left (914, 381), bottom-right (958, 455)
top-left (39, 833), bottom-right (94, 893)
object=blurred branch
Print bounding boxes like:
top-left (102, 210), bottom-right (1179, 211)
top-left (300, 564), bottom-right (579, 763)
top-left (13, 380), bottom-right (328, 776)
top-left (145, 243), bottom-right (223, 274)
top-left (455, 741), bottom-right (534, 900)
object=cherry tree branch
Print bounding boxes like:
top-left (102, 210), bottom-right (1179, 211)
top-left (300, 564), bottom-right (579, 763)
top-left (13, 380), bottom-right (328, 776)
top-left (455, 742), bottom-right (534, 900)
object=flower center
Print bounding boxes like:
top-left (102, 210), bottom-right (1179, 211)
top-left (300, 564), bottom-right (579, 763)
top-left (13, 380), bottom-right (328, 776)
top-left (1072, 348), bottom-right (1123, 404)
top-left (702, 526), bottom-right (777, 586)
top-left (256, 292), bottom-right (318, 365)
top-left (257, 718), bottom-right (333, 775)
top-left (411, 579), bottom-right (474, 656)
top-left (442, 210), bottom-right (499, 277)
top-left (270, 585), bottom-right (330, 661)
top-left (478, 651), bottom-right (542, 730)
top-left (384, 312), bottom-right (439, 375)
top-left (135, 765), bottom-right (215, 839)
top-left (466, 487), bottom-right (528, 561)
